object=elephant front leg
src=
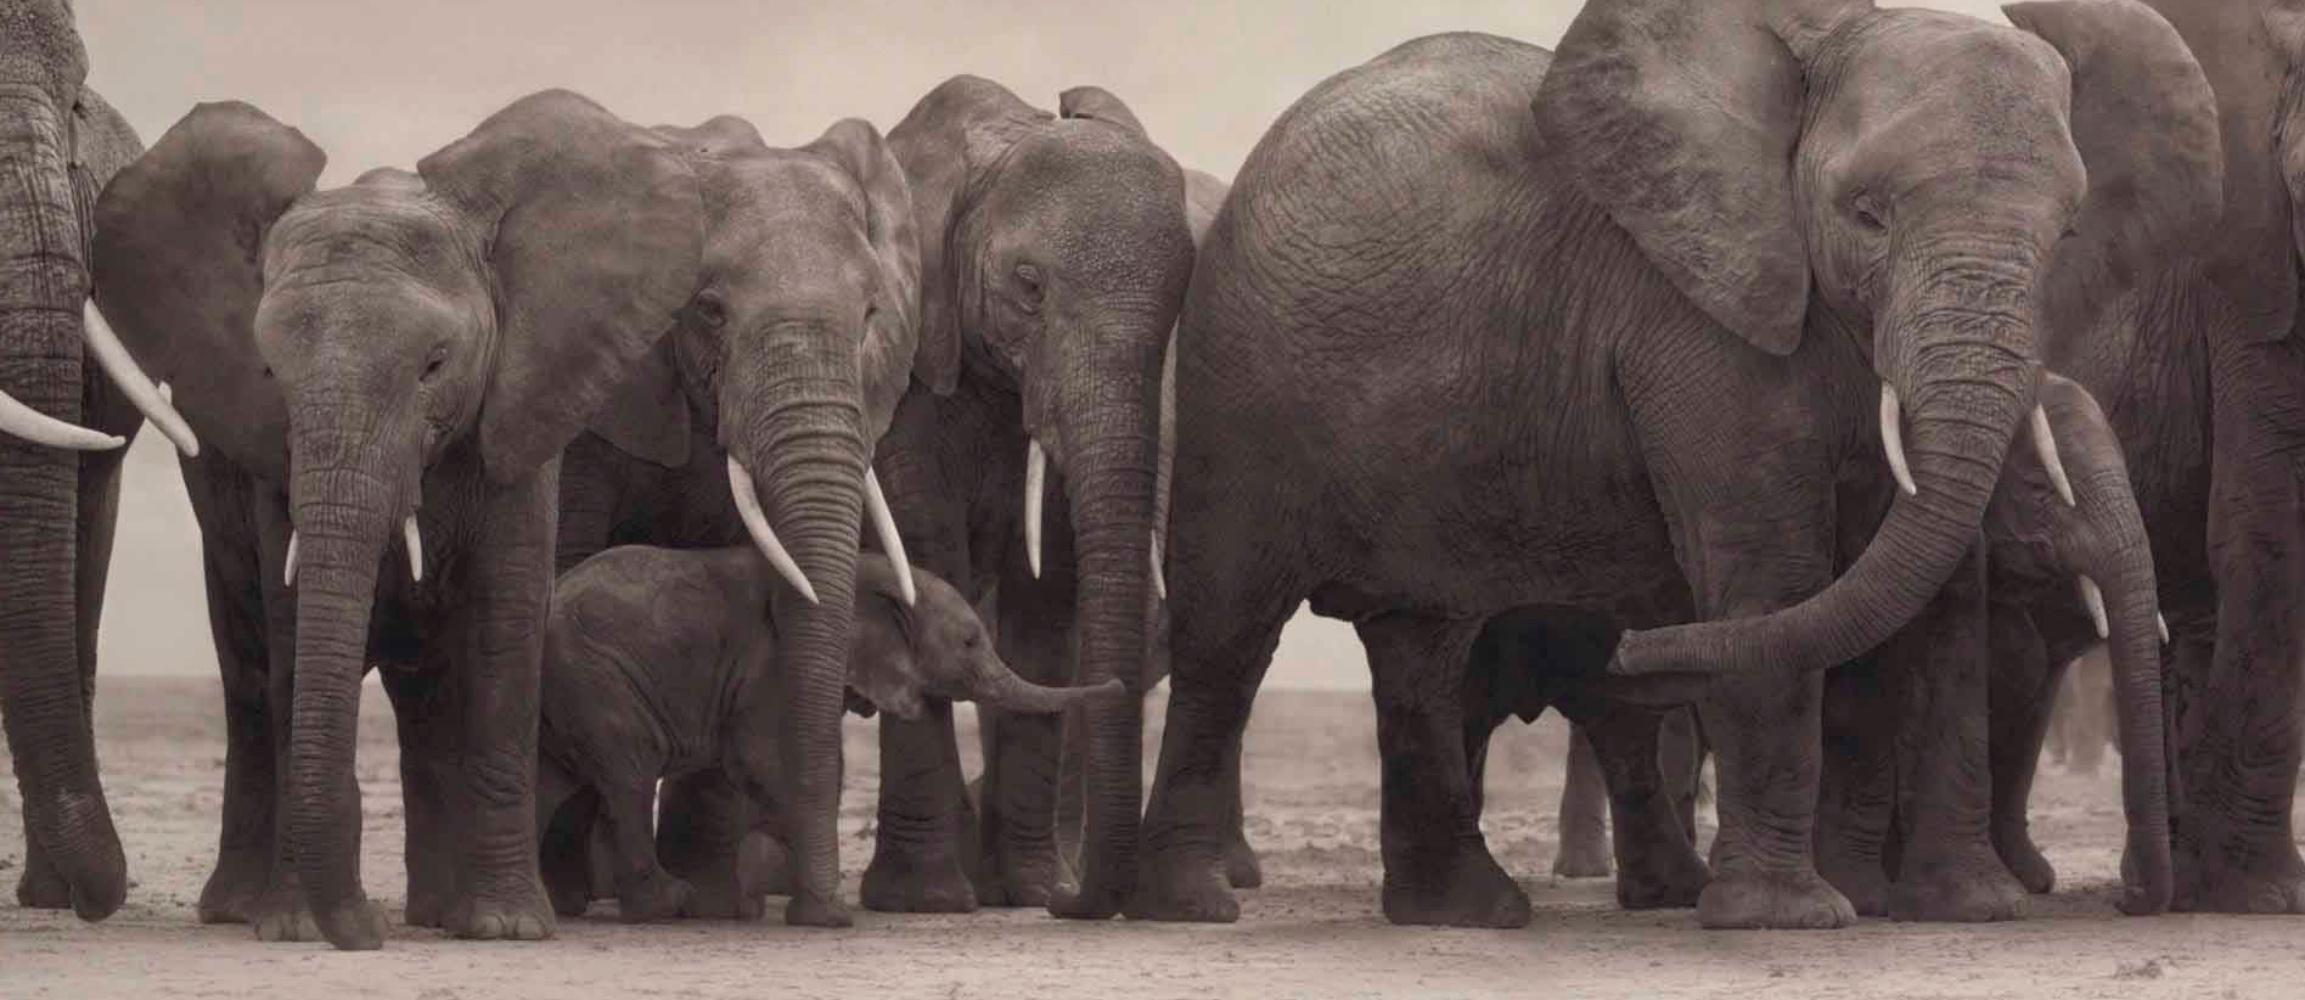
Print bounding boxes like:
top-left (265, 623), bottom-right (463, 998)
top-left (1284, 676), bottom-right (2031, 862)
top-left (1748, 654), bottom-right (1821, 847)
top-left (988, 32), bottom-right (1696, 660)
top-left (1814, 658), bottom-right (1898, 916)
top-left (381, 664), bottom-right (461, 929)
top-left (860, 705), bottom-right (980, 913)
top-left (1568, 701), bottom-right (1709, 909)
top-left (976, 555), bottom-right (1076, 907)
top-left (657, 772), bottom-right (766, 920)
top-left (1697, 667), bottom-right (1853, 930)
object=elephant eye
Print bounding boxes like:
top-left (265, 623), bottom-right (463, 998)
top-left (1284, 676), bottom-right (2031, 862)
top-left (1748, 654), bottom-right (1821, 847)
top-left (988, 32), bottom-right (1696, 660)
top-left (421, 345), bottom-right (447, 382)
top-left (691, 294), bottom-right (728, 330)
top-left (1013, 264), bottom-right (1044, 314)
top-left (1850, 192), bottom-right (1888, 233)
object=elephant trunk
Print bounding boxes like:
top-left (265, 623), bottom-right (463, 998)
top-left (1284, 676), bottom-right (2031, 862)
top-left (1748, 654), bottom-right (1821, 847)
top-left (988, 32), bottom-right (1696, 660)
top-left (2075, 475), bottom-right (2170, 915)
top-left (1616, 244), bottom-right (2038, 676)
top-left (724, 338), bottom-right (867, 924)
top-left (966, 650), bottom-right (1128, 714)
top-left (0, 83), bottom-right (126, 921)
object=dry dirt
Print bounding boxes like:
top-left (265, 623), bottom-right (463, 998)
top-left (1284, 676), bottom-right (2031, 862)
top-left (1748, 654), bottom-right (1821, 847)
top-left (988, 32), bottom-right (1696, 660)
top-left (2, 677), bottom-right (2300, 999)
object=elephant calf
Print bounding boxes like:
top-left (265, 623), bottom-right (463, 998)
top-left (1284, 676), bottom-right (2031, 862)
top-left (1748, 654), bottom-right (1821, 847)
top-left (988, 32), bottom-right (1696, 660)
top-left (533, 549), bottom-right (1122, 921)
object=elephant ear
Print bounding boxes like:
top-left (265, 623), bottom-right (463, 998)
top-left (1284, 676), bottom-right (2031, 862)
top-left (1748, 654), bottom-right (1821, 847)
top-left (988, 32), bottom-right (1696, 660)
top-left (1181, 167), bottom-right (1228, 249)
top-left (804, 118), bottom-right (922, 445)
top-left (1534, 0), bottom-right (1871, 356)
top-left (419, 89), bottom-right (706, 482)
top-left (91, 101), bottom-right (324, 479)
top-left (1057, 85), bottom-right (1148, 137)
top-left (2270, 1), bottom-right (2305, 342)
top-left (845, 559), bottom-right (927, 721)
top-left (2006, 1), bottom-right (2223, 323)
top-left (886, 76), bottom-right (1048, 396)
top-left (587, 337), bottom-right (689, 467)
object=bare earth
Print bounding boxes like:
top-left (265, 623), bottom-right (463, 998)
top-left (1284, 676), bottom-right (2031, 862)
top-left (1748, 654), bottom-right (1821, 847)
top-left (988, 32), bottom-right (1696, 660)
top-left (2, 678), bottom-right (2300, 999)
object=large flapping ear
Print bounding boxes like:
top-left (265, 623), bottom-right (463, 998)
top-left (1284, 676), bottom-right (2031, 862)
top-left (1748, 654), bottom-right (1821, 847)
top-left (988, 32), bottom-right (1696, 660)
top-left (845, 556), bottom-right (926, 720)
top-left (1181, 167), bottom-right (1228, 249)
top-left (2268, 1), bottom-right (2305, 343)
top-left (91, 101), bottom-right (324, 478)
top-left (804, 118), bottom-right (922, 445)
top-left (2006, 1), bottom-right (2223, 326)
top-left (2129, 0), bottom-right (2299, 342)
top-left (885, 76), bottom-right (1048, 396)
top-left (418, 89), bottom-right (706, 482)
top-left (588, 336), bottom-right (689, 467)
top-left (1057, 85), bottom-right (1148, 137)
top-left (1534, 0), bottom-right (1871, 356)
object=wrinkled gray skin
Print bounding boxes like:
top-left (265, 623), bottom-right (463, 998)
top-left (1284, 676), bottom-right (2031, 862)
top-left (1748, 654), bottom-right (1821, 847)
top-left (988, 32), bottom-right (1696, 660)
top-left (0, 0), bottom-right (146, 923)
top-left (1980, 0), bottom-right (2305, 916)
top-left (836, 78), bottom-right (1193, 918)
top-left (1548, 712), bottom-right (1706, 881)
top-left (551, 113), bottom-right (925, 925)
top-left (1137, 5), bottom-right (2214, 930)
top-left (91, 91), bottom-right (720, 950)
top-left (534, 552), bottom-right (1120, 921)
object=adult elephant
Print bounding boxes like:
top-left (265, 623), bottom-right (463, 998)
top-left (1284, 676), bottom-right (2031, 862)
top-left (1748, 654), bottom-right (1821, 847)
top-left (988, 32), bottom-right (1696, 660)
top-left (550, 112), bottom-right (925, 922)
top-left (853, 78), bottom-right (1195, 916)
top-left (89, 90), bottom-right (743, 950)
top-left (1135, 0), bottom-right (2215, 929)
top-left (1983, 0), bottom-right (2305, 915)
top-left (0, 0), bottom-right (197, 923)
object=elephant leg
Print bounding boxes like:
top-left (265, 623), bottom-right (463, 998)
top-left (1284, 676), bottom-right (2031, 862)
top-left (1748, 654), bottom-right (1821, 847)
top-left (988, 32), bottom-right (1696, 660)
top-left (975, 546), bottom-right (1076, 908)
top-left (1552, 725), bottom-right (1614, 879)
top-left (1215, 733), bottom-right (1262, 890)
top-left (599, 776), bottom-right (689, 923)
top-left (534, 759), bottom-right (595, 918)
top-left (1569, 700), bottom-right (1709, 909)
top-left (1985, 603), bottom-right (2060, 895)
top-left (657, 771), bottom-right (765, 920)
top-left (1814, 658), bottom-right (1898, 917)
top-left (860, 703), bottom-right (978, 913)
top-left (381, 664), bottom-right (460, 929)
top-left (1659, 706), bottom-right (1707, 846)
top-left (1055, 708), bottom-right (1086, 877)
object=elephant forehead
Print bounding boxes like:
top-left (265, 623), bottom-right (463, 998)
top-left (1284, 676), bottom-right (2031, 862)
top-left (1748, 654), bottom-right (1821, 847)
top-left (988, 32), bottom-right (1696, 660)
top-left (265, 184), bottom-right (486, 297)
top-left (707, 154), bottom-right (875, 284)
top-left (1823, 12), bottom-right (2078, 181)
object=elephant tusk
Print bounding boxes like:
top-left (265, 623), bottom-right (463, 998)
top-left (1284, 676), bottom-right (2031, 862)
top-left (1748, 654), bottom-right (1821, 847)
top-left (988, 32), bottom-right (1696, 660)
top-left (403, 514), bottom-right (423, 583)
top-left (1879, 382), bottom-right (1916, 497)
top-left (1150, 529), bottom-right (1167, 603)
top-left (728, 455), bottom-right (819, 604)
top-left (2157, 612), bottom-right (2171, 645)
top-left (284, 530), bottom-right (299, 588)
top-left (2030, 405), bottom-right (2076, 507)
top-left (864, 470), bottom-right (917, 606)
top-left (84, 300), bottom-right (200, 458)
top-left (0, 386), bottom-right (123, 451)
top-left (2077, 575), bottom-right (2109, 640)
top-left (1025, 437), bottom-right (1047, 579)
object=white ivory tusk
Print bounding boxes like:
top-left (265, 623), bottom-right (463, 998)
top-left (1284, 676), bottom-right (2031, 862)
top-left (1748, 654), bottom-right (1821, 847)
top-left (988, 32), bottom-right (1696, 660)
top-left (83, 300), bottom-right (199, 457)
top-left (2030, 405), bottom-right (2076, 507)
top-left (403, 514), bottom-right (423, 583)
top-left (284, 531), bottom-right (299, 588)
top-left (1025, 438), bottom-right (1047, 579)
top-left (0, 387), bottom-right (123, 450)
top-left (2077, 576), bottom-right (2109, 640)
top-left (728, 455), bottom-right (819, 604)
top-left (864, 470), bottom-right (917, 607)
top-left (2157, 612), bottom-right (2171, 645)
top-left (1880, 382), bottom-right (1917, 498)
top-left (1151, 530), bottom-right (1167, 603)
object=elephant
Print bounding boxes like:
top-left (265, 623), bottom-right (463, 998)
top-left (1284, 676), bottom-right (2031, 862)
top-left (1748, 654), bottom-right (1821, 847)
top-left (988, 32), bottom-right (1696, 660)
top-left (533, 550), bottom-right (1121, 922)
top-left (88, 90), bottom-right (727, 950)
top-left (1977, 0), bottom-right (2305, 916)
top-left (1546, 711), bottom-right (1706, 881)
top-left (826, 77), bottom-right (1194, 918)
top-left (1134, 0), bottom-right (2216, 930)
top-left (0, 0), bottom-right (197, 923)
top-left (548, 112), bottom-right (926, 924)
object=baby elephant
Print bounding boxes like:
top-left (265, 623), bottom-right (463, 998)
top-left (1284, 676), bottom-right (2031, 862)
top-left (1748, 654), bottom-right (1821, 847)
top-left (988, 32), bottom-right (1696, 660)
top-left (534, 548), bottom-right (1122, 921)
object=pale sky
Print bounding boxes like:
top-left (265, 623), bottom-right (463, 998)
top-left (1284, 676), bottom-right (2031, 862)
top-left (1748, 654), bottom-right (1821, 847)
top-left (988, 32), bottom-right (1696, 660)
top-left (83, 1), bottom-right (2008, 683)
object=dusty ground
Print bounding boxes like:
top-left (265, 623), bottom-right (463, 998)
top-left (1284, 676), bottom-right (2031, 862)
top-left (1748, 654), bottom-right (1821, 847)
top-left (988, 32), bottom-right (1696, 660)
top-left (2, 677), bottom-right (2300, 999)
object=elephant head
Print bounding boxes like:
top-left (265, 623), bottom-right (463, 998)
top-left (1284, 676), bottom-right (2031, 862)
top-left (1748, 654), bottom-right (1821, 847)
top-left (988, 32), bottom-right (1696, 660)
top-left (885, 76), bottom-right (1195, 894)
top-left (0, 0), bottom-right (197, 924)
top-left (847, 557), bottom-right (1126, 721)
top-left (1535, 0), bottom-right (2222, 675)
top-left (91, 91), bottom-right (712, 947)
top-left (1985, 373), bottom-right (2171, 913)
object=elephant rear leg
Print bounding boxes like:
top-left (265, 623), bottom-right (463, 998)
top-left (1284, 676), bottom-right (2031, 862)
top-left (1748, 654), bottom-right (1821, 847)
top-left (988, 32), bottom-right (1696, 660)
top-left (1985, 604), bottom-right (2060, 895)
top-left (1568, 701), bottom-right (1709, 909)
top-left (1815, 658), bottom-right (1899, 916)
top-left (1552, 726), bottom-right (1614, 879)
top-left (534, 760), bottom-right (596, 918)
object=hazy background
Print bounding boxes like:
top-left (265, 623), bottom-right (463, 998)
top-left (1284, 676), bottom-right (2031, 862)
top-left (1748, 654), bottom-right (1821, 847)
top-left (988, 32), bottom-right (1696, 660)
top-left (80, 0), bottom-right (2008, 684)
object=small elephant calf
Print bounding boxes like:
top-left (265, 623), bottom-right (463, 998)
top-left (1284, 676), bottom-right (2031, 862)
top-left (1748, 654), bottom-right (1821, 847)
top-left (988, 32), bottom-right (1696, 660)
top-left (534, 547), bottom-right (1122, 921)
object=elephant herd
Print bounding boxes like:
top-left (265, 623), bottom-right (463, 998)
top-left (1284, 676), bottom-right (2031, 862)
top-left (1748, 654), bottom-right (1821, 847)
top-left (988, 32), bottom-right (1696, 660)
top-left (0, 0), bottom-right (2300, 957)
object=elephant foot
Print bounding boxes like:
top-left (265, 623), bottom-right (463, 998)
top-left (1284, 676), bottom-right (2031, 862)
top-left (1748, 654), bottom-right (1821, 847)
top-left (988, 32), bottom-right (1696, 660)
top-left (1696, 869), bottom-right (1855, 930)
top-left (1617, 846), bottom-right (1709, 911)
top-left (1887, 853), bottom-right (2029, 923)
top-left (614, 870), bottom-right (694, 923)
top-left (315, 897), bottom-right (389, 952)
top-left (679, 870), bottom-right (767, 921)
top-left (861, 845), bottom-right (979, 914)
top-left (196, 849), bottom-right (273, 924)
top-left (544, 868), bottom-right (592, 918)
top-left (250, 881), bottom-right (324, 943)
top-left (403, 886), bottom-right (451, 929)
top-left (737, 831), bottom-right (792, 898)
top-left (1991, 826), bottom-right (2057, 895)
top-left (784, 892), bottom-right (853, 928)
top-left (1815, 845), bottom-right (1892, 918)
top-left (1551, 835), bottom-right (1614, 880)
top-left (974, 842), bottom-right (1065, 909)
top-left (15, 851), bottom-right (74, 910)
top-left (2174, 865), bottom-right (2305, 914)
top-left (1380, 849), bottom-right (1532, 929)
top-left (1224, 830), bottom-right (1266, 890)
top-left (1121, 850), bottom-right (1236, 923)
top-left (443, 879), bottom-right (558, 941)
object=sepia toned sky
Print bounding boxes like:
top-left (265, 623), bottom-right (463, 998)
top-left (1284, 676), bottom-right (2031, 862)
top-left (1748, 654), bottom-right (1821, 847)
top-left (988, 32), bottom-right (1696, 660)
top-left (82, 1), bottom-right (2010, 683)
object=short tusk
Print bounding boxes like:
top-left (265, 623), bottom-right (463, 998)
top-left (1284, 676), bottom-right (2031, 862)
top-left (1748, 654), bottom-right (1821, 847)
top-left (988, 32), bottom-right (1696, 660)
top-left (728, 455), bottom-right (819, 604)
top-left (0, 387), bottom-right (123, 451)
top-left (2156, 612), bottom-right (2170, 645)
top-left (864, 470), bottom-right (917, 606)
top-left (1025, 438), bottom-right (1047, 579)
top-left (2030, 405), bottom-right (2076, 507)
top-left (1880, 382), bottom-right (1917, 497)
top-left (284, 531), bottom-right (299, 588)
top-left (403, 514), bottom-right (423, 583)
top-left (1150, 529), bottom-right (1167, 603)
top-left (84, 300), bottom-right (199, 458)
top-left (2077, 575), bottom-right (2109, 640)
